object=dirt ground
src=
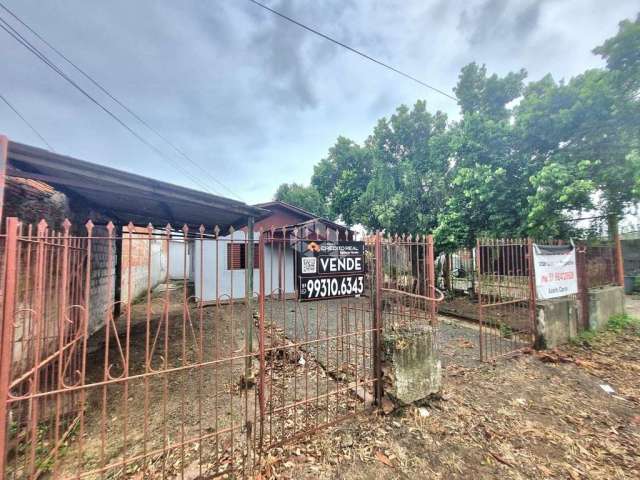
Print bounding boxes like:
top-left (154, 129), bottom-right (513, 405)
top-left (49, 288), bottom-right (372, 479)
top-left (258, 298), bottom-right (640, 479)
top-left (43, 290), bottom-right (640, 479)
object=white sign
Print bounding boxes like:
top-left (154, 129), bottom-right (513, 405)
top-left (533, 244), bottom-right (578, 299)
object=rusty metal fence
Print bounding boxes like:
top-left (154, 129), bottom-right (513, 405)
top-left (0, 214), bottom-right (626, 477)
top-left (476, 238), bottom-right (535, 362)
top-left (0, 218), bottom-right (442, 479)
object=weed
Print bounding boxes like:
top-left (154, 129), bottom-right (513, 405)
top-left (499, 323), bottom-right (513, 339)
top-left (607, 313), bottom-right (640, 333)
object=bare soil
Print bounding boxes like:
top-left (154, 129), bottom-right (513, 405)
top-left (50, 292), bottom-right (640, 479)
top-left (258, 298), bottom-right (640, 479)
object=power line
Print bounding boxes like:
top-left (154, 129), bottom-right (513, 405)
top-left (0, 13), bottom-right (224, 198)
top-left (0, 92), bottom-right (55, 151)
top-left (0, 1), bottom-right (243, 202)
top-left (246, 0), bottom-right (458, 102)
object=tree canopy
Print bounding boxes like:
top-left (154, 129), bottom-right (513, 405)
top-left (274, 182), bottom-right (328, 218)
top-left (273, 14), bottom-right (640, 248)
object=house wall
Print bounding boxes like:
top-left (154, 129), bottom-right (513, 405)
top-left (193, 230), bottom-right (296, 302)
top-left (169, 239), bottom-right (192, 280)
top-left (252, 205), bottom-right (307, 231)
top-left (120, 227), bottom-right (169, 305)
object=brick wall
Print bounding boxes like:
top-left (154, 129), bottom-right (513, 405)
top-left (121, 226), bottom-right (168, 305)
top-left (88, 226), bottom-right (116, 336)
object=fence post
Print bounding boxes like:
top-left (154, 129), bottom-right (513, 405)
top-left (426, 235), bottom-right (436, 324)
top-left (0, 217), bottom-right (19, 477)
top-left (373, 232), bottom-right (383, 406)
top-left (0, 135), bottom-right (8, 224)
top-left (527, 238), bottom-right (537, 345)
top-left (576, 244), bottom-right (589, 331)
top-left (613, 227), bottom-right (625, 287)
top-left (257, 230), bottom-right (266, 451)
top-left (475, 239), bottom-right (483, 362)
top-left (245, 216), bottom-right (255, 381)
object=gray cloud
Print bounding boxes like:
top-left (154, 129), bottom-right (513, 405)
top-left (459, 0), bottom-right (545, 46)
top-left (0, 0), bottom-right (637, 205)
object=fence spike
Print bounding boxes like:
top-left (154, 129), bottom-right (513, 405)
top-left (213, 225), bottom-right (220, 236)
top-left (127, 221), bottom-right (135, 233)
top-left (85, 219), bottom-right (94, 234)
top-left (106, 221), bottom-right (115, 235)
top-left (147, 223), bottom-right (154, 234)
top-left (199, 224), bottom-right (206, 235)
top-left (62, 218), bottom-right (72, 233)
top-left (182, 224), bottom-right (189, 235)
top-left (37, 218), bottom-right (48, 235)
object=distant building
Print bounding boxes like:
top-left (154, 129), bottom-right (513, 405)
top-left (193, 201), bottom-right (355, 303)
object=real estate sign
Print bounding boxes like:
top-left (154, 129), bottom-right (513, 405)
top-left (296, 240), bottom-right (365, 301)
top-left (532, 243), bottom-right (578, 300)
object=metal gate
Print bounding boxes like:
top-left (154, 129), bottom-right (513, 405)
top-left (476, 238), bottom-right (536, 362)
top-left (0, 219), bottom-right (440, 479)
top-left (255, 229), bottom-right (378, 452)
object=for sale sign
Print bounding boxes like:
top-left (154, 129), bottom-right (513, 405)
top-left (532, 244), bottom-right (578, 300)
top-left (296, 240), bottom-right (365, 301)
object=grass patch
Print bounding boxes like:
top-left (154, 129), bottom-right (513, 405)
top-left (607, 313), bottom-right (640, 333)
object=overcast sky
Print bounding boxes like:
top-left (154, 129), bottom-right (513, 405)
top-left (1, 0), bottom-right (638, 205)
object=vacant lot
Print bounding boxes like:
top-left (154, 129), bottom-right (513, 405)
top-left (259, 300), bottom-right (640, 479)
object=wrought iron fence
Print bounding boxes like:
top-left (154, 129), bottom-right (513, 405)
top-left (0, 217), bottom-right (443, 479)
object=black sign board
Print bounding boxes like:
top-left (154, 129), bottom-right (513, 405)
top-left (296, 240), bottom-right (365, 301)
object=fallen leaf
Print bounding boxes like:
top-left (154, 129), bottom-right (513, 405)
top-left (375, 450), bottom-right (393, 467)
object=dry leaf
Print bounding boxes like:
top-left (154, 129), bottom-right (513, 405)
top-left (375, 450), bottom-right (393, 467)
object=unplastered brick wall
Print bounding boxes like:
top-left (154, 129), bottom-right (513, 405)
top-left (121, 226), bottom-right (168, 304)
top-left (3, 176), bottom-right (70, 227)
top-left (88, 226), bottom-right (117, 336)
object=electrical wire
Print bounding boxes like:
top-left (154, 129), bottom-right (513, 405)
top-left (0, 92), bottom-right (55, 151)
top-left (246, 0), bottom-right (458, 102)
top-left (0, 13), bottom-right (223, 197)
top-left (0, 1), bottom-right (244, 201)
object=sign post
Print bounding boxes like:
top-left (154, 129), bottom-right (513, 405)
top-left (532, 243), bottom-right (578, 300)
top-left (296, 240), bottom-right (365, 301)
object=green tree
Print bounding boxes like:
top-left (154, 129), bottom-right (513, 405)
top-left (311, 136), bottom-right (371, 225)
top-left (357, 101), bottom-right (450, 234)
top-left (274, 182), bottom-right (329, 218)
top-left (435, 63), bottom-right (529, 249)
top-left (518, 15), bottom-right (640, 237)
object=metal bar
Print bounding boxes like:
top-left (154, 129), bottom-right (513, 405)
top-left (245, 216), bottom-right (255, 384)
top-left (614, 227), bottom-right (625, 287)
top-left (476, 239), bottom-right (484, 362)
top-left (0, 135), bottom-right (8, 224)
top-left (373, 232), bottom-right (383, 406)
top-left (527, 238), bottom-right (537, 344)
top-left (0, 217), bottom-right (18, 477)
top-left (380, 287), bottom-right (444, 302)
top-left (257, 230), bottom-right (266, 452)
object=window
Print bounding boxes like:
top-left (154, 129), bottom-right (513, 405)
top-left (227, 243), bottom-right (259, 270)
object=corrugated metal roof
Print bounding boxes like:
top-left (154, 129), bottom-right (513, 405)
top-left (5, 141), bottom-right (268, 229)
